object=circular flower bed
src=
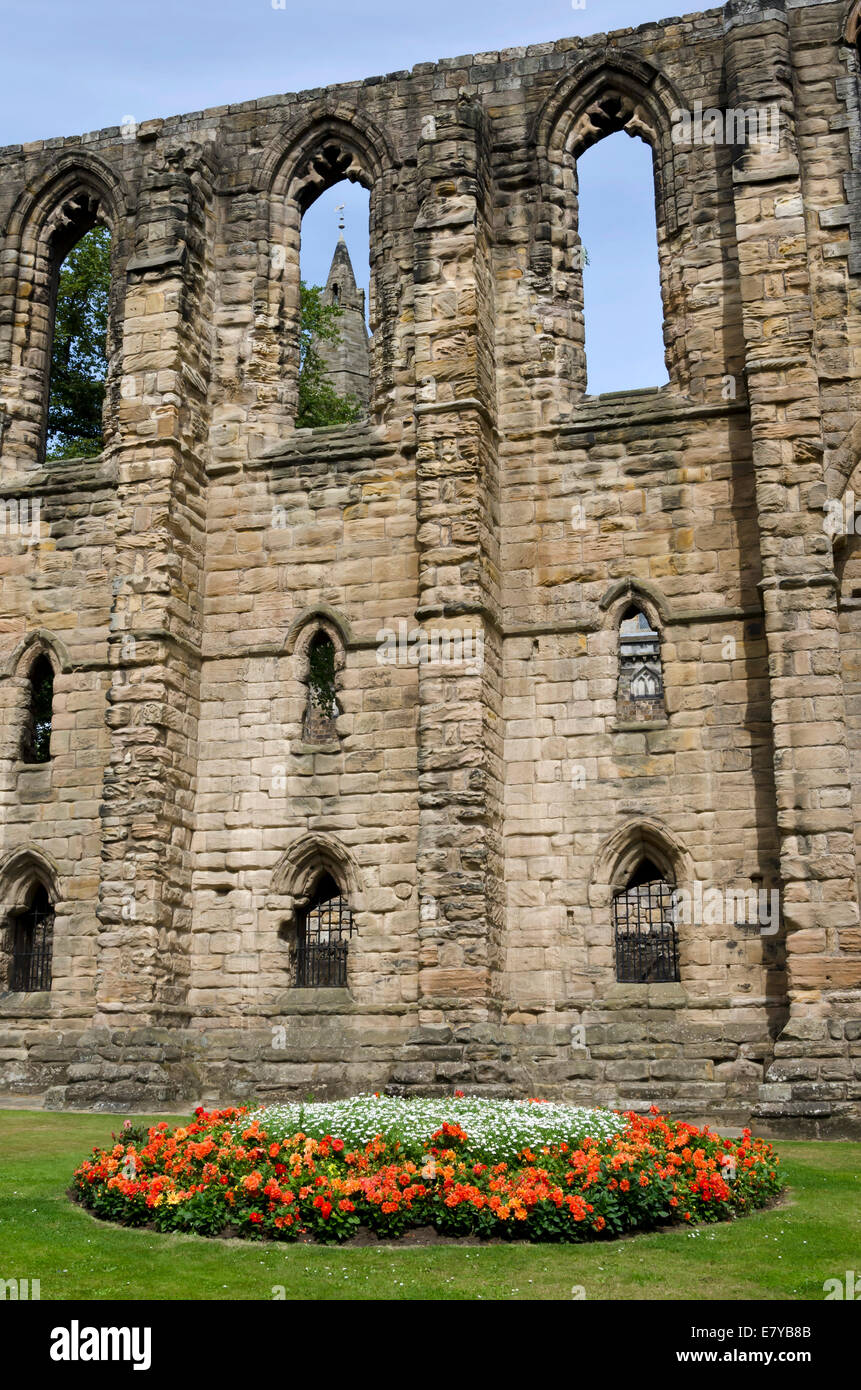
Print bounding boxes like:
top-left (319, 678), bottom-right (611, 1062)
top-left (72, 1096), bottom-right (783, 1244)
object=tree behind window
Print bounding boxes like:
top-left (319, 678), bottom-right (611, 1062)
top-left (46, 225), bottom-right (110, 460)
top-left (297, 281), bottom-right (362, 428)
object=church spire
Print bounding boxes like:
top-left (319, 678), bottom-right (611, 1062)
top-left (324, 234), bottom-right (362, 311)
top-left (316, 235), bottom-right (370, 409)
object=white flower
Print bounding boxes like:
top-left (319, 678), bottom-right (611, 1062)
top-left (236, 1094), bottom-right (622, 1162)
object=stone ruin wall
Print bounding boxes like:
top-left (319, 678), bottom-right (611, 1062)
top-left (0, 0), bottom-right (859, 1134)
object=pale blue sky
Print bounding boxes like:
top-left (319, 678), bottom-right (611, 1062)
top-left (1, 0), bottom-right (682, 392)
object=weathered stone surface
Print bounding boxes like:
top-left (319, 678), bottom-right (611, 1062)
top-left (0, 0), bottom-right (859, 1132)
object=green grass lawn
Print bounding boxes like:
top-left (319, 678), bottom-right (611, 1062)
top-left (1, 1109), bottom-right (858, 1300)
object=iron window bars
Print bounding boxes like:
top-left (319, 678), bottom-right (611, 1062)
top-left (613, 873), bottom-right (679, 983)
top-left (296, 874), bottom-right (354, 987)
top-left (7, 888), bottom-right (54, 991)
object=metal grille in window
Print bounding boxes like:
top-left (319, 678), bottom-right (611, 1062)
top-left (613, 864), bottom-right (679, 983)
top-left (7, 886), bottom-right (54, 992)
top-left (296, 873), bottom-right (354, 988)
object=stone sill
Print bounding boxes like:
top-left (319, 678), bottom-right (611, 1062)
top-left (292, 741), bottom-right (341, 756)
top-left (0, 992), bottom-right (52, 1016)
top-left (273, 988), bottom-right (354, 1013)
top-left (557, 390), bottom-right (749, 435)
top-left (0, 455), bottom-right (115, 494)
top-left (597, 983), bottom-right (688, 1009)
top-left (610, 719), bottom-right (669, 733)
top-left (250, 419), bottom-right (379, 467)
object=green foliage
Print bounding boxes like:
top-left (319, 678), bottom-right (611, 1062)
top-left (110, 1119), bottom-right (152, 1148)
top-left (307, 632), bottom-right (337, 714)
top-left (46, 226), bottom-right (111, 461)
top-left (24, 656), bottom-right (53, 763)
top-left (297, 281), bottom-right (363, 429)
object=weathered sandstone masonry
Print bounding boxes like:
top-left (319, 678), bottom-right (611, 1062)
top-left (0, 0), bottom-right (860, 1134)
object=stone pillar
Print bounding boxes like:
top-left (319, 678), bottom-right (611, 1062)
top-left (725, 0), bottom-right (861, 1134)
top-left (411, 98), bottom-right (504, 1028)
top-left (82, 138), bottom-right (211, 1099)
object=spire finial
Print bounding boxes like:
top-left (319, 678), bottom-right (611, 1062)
top-left (335, 202), bottom-right (345, 234)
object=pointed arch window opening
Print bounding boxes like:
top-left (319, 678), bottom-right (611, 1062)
top-left (4, 883), bottom-right (54, 992)
top-left (613, 857), bottom-right (679, 984)
top-left (617, 606), bottom-right (665, 719)
top-left (575, 129), bottom-right (669, 395)
top-left (297, 178), bottom-right (371, 426)
top-left (22, 653), bottom-right (55, 764)
top-left (43, 212), bottom-right (111, 463)
top-left (303, 630), bottom-right (340, 744)
top-left (296, 871), bottom-right (355, 988)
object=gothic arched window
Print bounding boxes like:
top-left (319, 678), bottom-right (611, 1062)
top-left (3, 884), bottom-right (55, 992)
top-left (613, 858), bottom-right (679, 983)
top-left (44, 213), bottom-right (111, 461)
top-left (21, 653), bottom-right (55, 763)
top-left (297, 179), bottom-right (370, 425)
top-left (296, 872), bottom-right (354, 987)
top-left (304, 630), bottom-right (339, 743)
top-left (576, 131), bottom-right (668, 394)
top-left (617, 606), bottom-right (665, 721)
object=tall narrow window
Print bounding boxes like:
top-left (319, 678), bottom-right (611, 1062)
top-left (46, 224), bottom-right (111, 460)
top-left (577, 132), bottom-right (667, 394)
top-left (613, 859), bottom-right (679, 983)
top-left (296, 872), bottom-right (354, 987)
top-left (617, 607), bottom-right (665, 721)
top-left (4, 884), bottom-right (55, 992)
top-left (304, 630), bottom-right (339, 744)
top-left (22, 653), bottom-right (54, 763)
top-left (298, 179), bottom-right (370, 426)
